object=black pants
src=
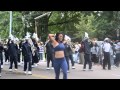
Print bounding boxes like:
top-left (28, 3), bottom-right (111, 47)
top-left (91, 54), bottom-right (98, 63)
top-left (18, 54), bottom-right (20, 63)
top-left (47, 54), bottom-right (54, 67)
top-left (24, 55), bottom-right (32, 71)
top-left (69, 54), bottom-right (74, 66)
top-left (65, 56), bottom-right (69, 70)
top-left (114, 53), bottom-right (120, 67)
top-left (83, 54), bottom-right (92, 69)
top-left (9, 56), bottom-right (18, 69)
top-left (103, 52), bottom-right (111, 69)
top-left (5, 54), bottom-right (9, 62)
top-left (0, 53), bottom-right (3, 65)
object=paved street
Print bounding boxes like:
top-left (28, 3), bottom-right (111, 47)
top-left (1, 61), bottom-right (120, 79)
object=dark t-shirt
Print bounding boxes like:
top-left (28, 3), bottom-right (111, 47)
top-left (46, 41), bottom-right (54, 55)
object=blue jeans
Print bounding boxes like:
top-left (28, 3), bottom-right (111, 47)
top-left (54, 58), bottom-right (68, 79)
top-left (74, 52), bottom-right (79, 63)
top-left (39, 53), bottom-right (43, 60)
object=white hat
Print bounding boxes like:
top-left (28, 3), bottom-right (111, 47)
top-left (32, 33), bottom-right (39, 41)
top-left (104, 38), bottom-right (109, 41)
top-left (65, 35), bottom-right (71, 41)
top-left (25, 32), bottom-right (31, 40)
top-left (85, 32), bottom-right (89, 38)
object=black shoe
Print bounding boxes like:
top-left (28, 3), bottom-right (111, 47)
top-left (103, 68), bottom-right (106, 70)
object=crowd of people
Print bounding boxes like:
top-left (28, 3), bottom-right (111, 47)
top-left (0, 32), bottom-right (120, 79)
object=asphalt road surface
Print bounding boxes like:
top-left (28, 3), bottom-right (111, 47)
top-left (1, 61), bottom-right (120, 79)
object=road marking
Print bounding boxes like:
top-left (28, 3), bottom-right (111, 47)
top-left (32, 74), bottom-right (54, 79)
top-left (2, 69), bottom-right (54, 79)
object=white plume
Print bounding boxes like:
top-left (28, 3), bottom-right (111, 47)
top-left (65, 35), bottom-right (71, 41)
top-left (32, 33), bottom-right (39, 41)
top-left (85, 32), bottom-right (89, 38)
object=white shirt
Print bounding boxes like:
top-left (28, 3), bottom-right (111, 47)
top-left (103, 42), bottom-right (111, 52)
top-left (75, 44), bottom-right (80, 52)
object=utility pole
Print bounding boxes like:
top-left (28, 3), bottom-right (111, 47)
top-left (9, 11), bottom-right (12, 37)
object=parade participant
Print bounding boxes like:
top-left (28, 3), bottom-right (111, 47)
top-left (66, 38), bottom-right (75, 69)
top-left (32, 33), bottom-right (39, 67)
top-left (102, 38), bottom-right (111, 70)
top-left (83, 32), bottom-right (93, 71)
top-left (4, 44), bottom-right (10, 64)
top-left (91, 40), bottom-right (99, 65)
top-left (38, 42), bottom-right (44, 61)
top-left (45, 40), bottom-right (54, 70)
top-left (0, 41), bottom-right (4, 69)
top-left (114, 42), bottom-right (120, 67)
top-left (49, 33), bottom-right (68, 79)
top-left (79, 41), bottom-right (85, 64)
top-left (22, 33), bottom-right (33, 75)
top-left (8, 36), bottom-right (18, 71)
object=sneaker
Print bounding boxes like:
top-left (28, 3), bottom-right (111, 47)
top-left (67, 70), bottom-right (70, 73)
top-left (24, 71), bottom-right (27, 74)
top-left (72, 66), bottom-right (75, 69)
top-left (32, 65), bottom-right (35, 68)
top-left (51, 67), bottom-right (54, 70)
top-left (89, 69), bottom-right (93, 71)
top-left (28, 71), bottom-right (32, 75)
top-left (9, 69), bottom-right (12, 72)
top-left (35, 64), bottom-right (37, 67)
top-left (46, 68), bottom-right (50, 70)
top-left (18, 63), bottom-right (21, 66)
top-left (15, 69), bottom-right (18, 71)
top-left (83, 69), bottom-right (86, 71)
top-left (1, 65), bottom-right (3, 69)
top-left (0, 74), bottom-right (1, 77)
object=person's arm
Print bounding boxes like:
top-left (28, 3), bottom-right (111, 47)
top-left (48, 34), bottom-right (58, 47)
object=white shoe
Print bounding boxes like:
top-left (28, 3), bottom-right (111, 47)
top-left (0, 74), bottom-right (1, 77)
top-left (15, 69), bottom-right (18, 71)
top-left (24, 71), bottom-right (27, 74)
top-left (89, 69), bottom-right (93, 71)
top-left (32, 65), bottom-right (35, 68)
top-left (35, 64), bottom-right (37, 67)
top-left (83, 69), bottom-right (86, 71)
top-left (51, 67), bottom-right (54, 70)
top-left (9, 69), bottom-right (12, 72)
top-left (67, 70), bottom-right (70, 73)
top-left (72, 66), bottom-right (75, 69)
top-left (18, 63), bottom-right (21, 66)
top-left (46, 68), bottom-right (50, 70)
top-left (28, 71), bottom-right (32, 75)
top-left (1, 65), bottom-right (3, 69)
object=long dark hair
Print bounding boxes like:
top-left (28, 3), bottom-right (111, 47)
top-left (55, 33), bottom-right (65, 42)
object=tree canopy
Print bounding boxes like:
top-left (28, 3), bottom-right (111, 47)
top-left (0, 11), bottom-right (119, 42)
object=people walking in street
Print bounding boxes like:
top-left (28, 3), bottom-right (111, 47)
top-left (114, 42), bottom-right (120, 67)
top-left (0, 41), bottom-right (4, 69)
top-left (22, 37), bottom-right (33, 75)
top-left (8, 38), bottom-right (18, 71)
top-left (49, 33), bottom-right (68, 79)
top-left (102, 38), bottom-right (111, 70)
top-left (91, 40), bottom-right (99, 65)
top-left (82, 32), bottom-right (93, 71)
top-left (45, 40), bottom-right (54, 70)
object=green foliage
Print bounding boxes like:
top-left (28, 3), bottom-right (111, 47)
top-left (0, 11), bottom-right (120, 41)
